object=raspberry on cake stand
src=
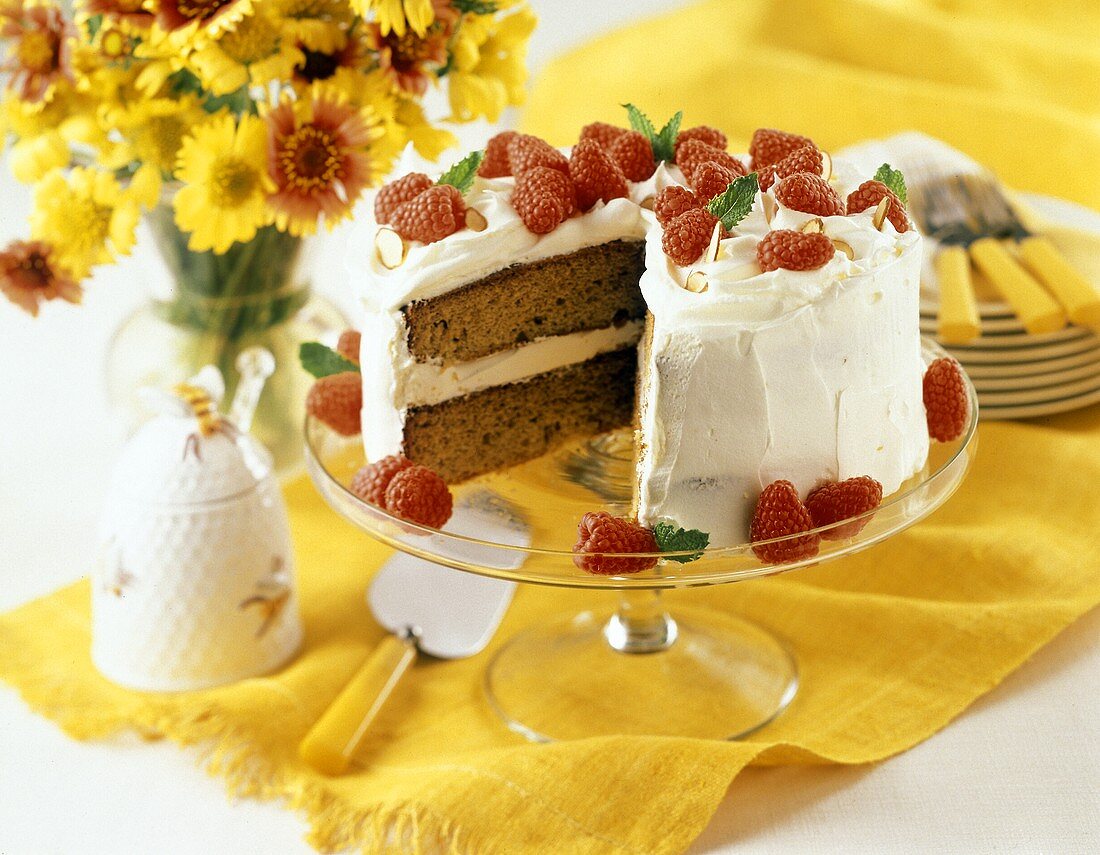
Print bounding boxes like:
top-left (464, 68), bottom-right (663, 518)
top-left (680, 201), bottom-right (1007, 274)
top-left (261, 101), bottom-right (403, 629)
top-left (304, 341), bottom-right (978, 742)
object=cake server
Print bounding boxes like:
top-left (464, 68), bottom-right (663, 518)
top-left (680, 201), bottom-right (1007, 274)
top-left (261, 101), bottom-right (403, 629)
top-left (299, 492), bottom-right (526, 775)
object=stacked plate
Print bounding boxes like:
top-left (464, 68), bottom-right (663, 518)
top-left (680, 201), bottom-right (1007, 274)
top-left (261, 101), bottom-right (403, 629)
top-left (920, 299), bottom-right (1100, 419)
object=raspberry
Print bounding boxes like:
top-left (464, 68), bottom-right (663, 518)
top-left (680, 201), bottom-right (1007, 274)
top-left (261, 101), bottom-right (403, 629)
top-left (675, 125), bottom-right (727, 156)
top-left (306, 372), bottom-right (362, 436)
top-left (391, 184), bottom-right (465, 244)
top-left (675, 139), bottom-right (745, 183)
top-left (336, 330), bottom-right (360, 365)
top-left (579, 121), bottom-right (628, 150)
top-left (568, 139), bottom-right (629, 211)
top-left (847, 180), bottom-right (911, 233)
top-left (384, 464), bottom-right (453, 529)
top-left (507, 133), bottom-right (569, 176)
top-left (758, 144), bottom-right (823, 191)
top-left (662, 207), bottom-right (719, 266)
top-left (374, 172), bottom-right (432, 224)
top-left (691, 161), bottom-right (739, 203)
top-left (805, 476), bottom-right (883, 540)
top-left (923, 358), bottom-right (969, 442)
top-left (478, 130), bottom-right (517, 178)
top-left (774, 173), bottom-right (844, 217)
top-left (572, 511), bottom-right (659, 575)
top-left (750, 480), bottom-right (820, 564)
top-left (749, 128), bottom-right (815, 168)
top-left (757, 230), bottom-right (835, 272)
top-left (512, 166), bottom-right (576, 234)
top-left (653, 185), bottom-right (701, 226)
top-left (608, 130), bottom-right (656, 181)
top-left (350, 454), bottom-right (413, 506)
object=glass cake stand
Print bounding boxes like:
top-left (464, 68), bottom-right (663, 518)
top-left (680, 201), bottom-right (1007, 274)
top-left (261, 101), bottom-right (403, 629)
top-left (304, 341), bottom-right (978, 742)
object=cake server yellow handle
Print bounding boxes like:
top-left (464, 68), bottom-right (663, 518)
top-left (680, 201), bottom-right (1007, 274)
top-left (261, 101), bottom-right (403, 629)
top-left (934, 245), bottom-right (981, 344)
top-left (299, 632), bottom-right (418, 775)
top-left (1016, 236), bottom-right (1100, 330)
top-left (968, 237), bottom-right (1066, 334)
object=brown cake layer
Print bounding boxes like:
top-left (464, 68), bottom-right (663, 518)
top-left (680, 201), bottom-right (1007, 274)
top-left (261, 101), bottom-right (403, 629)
top-left (403, 240), bottom-right (646, 364)
top-left (402, 347), bottom-right (637, 483)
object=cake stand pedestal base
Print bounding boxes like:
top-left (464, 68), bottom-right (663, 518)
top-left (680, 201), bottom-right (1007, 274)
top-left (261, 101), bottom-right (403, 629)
top-left (484, 595), bottom-right (798, 742)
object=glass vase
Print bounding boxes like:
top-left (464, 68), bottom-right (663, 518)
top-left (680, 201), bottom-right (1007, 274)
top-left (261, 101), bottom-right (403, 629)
top-left (106, 202), bottom-right (345, 475)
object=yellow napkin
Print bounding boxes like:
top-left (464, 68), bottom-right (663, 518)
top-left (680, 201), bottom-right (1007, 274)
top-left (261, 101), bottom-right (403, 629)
top-left (4, 2), bottom-right (1100, 852)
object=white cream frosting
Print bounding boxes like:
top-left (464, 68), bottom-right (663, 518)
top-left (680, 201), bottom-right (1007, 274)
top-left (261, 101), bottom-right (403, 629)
top-left (351, 144), bottom-right (929, 547)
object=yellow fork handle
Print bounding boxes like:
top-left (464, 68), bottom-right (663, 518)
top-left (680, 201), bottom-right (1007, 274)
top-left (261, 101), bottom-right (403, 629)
top-left (1017, 236), bottom-right (1100, 331)
top-left (968, 237), bottom-right (1066, 334)
top-left (934, 245), bottom-right (981, 344)
top-left (299, 633), bottom-right (418, 775)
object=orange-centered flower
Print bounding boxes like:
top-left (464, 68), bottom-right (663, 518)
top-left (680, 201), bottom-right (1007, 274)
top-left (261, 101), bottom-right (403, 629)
top-left (367, 21), bottom-right (447, 96)
top-left (80, 0), bottom-right (156, 30)
top-left (265, 94), bottom-right (372, 236)
top-left (151, 0), bottom-right (249, 36)
top-left (0, 240), bottom-right (81, 317)
top-left (1, 2), bottom-right (75, 103)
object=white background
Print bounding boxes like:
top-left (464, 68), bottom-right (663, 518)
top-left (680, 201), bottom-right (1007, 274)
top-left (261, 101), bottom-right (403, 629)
top-left (1, 1), bottom-right (1098, 852)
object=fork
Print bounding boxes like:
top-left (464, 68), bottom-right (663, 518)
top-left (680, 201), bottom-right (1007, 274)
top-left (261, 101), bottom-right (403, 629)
top-left (908, 167), bottom-right (1098, 339)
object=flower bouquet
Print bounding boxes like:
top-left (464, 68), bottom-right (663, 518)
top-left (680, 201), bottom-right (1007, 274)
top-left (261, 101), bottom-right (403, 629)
top-left (0, 0), bottom-right (535, 468)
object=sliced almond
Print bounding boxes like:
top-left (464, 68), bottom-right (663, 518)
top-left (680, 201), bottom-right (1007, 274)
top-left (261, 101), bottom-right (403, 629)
top-left (871, 196), bottom-right (891, 230)
top-left (684, 271), bottom-right (709, 293)
top-left (375, 227), bottom-right (407, 270)
top-left (800, 217), bottom-right (824, 235)
top-left (762, 194), bottom-right (777, 224)
top-left (464, 208), bottom-right (488, 232)
top-left (819, 150), bottom-right (833, 181)
top-left (639, 195), bottom-right (656, 211)
top-left (831, 238), bottom-right (855, 260)
top-left (703, 221), bottom-right (722, 263)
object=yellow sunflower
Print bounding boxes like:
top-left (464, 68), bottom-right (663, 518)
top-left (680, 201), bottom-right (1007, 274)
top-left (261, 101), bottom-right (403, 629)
top-left (173, 113), bottom-right (274, 253)
top-left (190, 8), bottom-right (303, 94)
top-left (30, 167), bottom-right (140, 278)
top-left (448, 3), bottom-right (536, 123)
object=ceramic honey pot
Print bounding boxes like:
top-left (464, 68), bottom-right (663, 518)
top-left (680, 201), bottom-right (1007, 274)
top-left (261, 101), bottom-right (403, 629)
top-left (92, 349), bottom-right (303, 691)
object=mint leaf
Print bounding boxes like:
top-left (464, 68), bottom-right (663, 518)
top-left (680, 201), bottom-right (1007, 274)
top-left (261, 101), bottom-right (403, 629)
top-left (622, 104), bottom-right (681, 162)
top-left (653, 521), bottom-right (710, 563)
top-left (873, 163), bottom-right (907, 206)
top-left (705, 172), bottom-right (759, 231)
top-left (623, 102), bottom-right (657, 142)
top-left (300, 342), bottom-right (359, 378)
top-left (653, 111), bottom-right (682, 163)
top-left (437, 150), bottom-right (484, 194)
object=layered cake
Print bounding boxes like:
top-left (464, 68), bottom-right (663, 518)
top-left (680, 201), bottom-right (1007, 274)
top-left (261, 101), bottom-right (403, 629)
top-left (350, 119), bottom-right (930, 546)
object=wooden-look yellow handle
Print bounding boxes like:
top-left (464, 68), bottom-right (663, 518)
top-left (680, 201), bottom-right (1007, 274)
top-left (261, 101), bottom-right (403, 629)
top-left (968, 237), bottom-right (1066, 334)
top-left (934, 245), bottom-right (981, 344)
top-left (299, 633), bottom-right (418, 775)
top-left (1016, 236), bottom-right (1100, 330)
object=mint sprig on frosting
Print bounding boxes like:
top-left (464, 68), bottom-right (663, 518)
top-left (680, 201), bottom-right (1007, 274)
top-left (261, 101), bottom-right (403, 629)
top-left (706, 172), bottom-right (759, 231)
top-left (300, 342), bottom-right (359, 378)
top-left (437, 150), bottom-right (485, 194)
top-left (873, 163), bottom-right (908, 205)
top-left (622, 103), bottom-right (682, 162)
top-left (653, 521), bottom-right (710, 563)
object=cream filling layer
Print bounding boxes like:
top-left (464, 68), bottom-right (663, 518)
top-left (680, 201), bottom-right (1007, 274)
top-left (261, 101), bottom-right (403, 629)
top-left (399, 322), bottom-right (645, 408)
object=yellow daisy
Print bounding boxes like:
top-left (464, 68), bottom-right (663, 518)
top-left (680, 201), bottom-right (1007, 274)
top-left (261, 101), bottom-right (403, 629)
top-left (271, 0), bottom-right (351, 53)
top-left (107, 95), bottom-right (212, 176)
top-left (395, 97), bottom-right (456, 163)
top-left (190, 9), bottom-right (303, 95)
top-left (8, 130), bottom-right (70, 183)
top-left (354, 0), bottom-right (435, 39)
top-left (173, 113), bottom-right (274, 253)
top-left (448, 3), bottom-right (536, 123)
top-left (30, 167), bottom-right (140, 278)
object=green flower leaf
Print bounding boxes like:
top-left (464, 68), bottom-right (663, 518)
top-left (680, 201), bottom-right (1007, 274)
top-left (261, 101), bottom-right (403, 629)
top-left (299, 342), bottom-right (359, 378)
top-left (873, 163), bottom-right (908, 206)
top-left (652, 521), bottom-right (710, 563)
top-left (622, 103), bottom-right (681, 162)
top-left (437, 150), bottom-right (484, 194)
top-left (705, 172), bottom-right (759, 231)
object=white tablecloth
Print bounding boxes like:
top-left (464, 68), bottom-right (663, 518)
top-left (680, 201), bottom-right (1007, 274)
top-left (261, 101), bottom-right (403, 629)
top-left (1, 2), bottom-right (1097, 851)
